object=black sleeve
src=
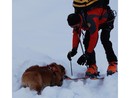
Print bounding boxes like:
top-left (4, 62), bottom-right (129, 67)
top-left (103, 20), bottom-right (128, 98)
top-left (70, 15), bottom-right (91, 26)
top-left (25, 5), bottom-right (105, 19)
top-left (99, 0), bottom-right (109, 6)
top-left (105, 0), bottom-right (109, 5)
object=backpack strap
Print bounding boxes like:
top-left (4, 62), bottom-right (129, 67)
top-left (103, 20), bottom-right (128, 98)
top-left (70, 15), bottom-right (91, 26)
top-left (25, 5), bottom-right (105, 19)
top-left (80, 10), bottom-right (89, 29)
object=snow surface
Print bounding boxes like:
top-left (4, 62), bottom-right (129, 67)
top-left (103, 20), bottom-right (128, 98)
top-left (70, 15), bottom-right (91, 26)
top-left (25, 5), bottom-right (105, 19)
top-left (12, 0), bottom-right (118, 98)
top-left (12, 46), bottom-right (118, 98)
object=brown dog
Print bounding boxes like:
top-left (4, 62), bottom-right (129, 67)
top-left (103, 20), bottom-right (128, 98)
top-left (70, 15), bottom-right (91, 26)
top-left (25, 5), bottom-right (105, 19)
top-left (21, 62), bottom-right (65, 94)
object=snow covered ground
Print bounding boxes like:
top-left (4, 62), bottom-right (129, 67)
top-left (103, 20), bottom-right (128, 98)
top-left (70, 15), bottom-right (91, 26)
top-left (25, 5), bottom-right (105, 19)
top-left (12, 0), bottom-right (118, 98)
top-left (12, 46), bottom-right (118, 98)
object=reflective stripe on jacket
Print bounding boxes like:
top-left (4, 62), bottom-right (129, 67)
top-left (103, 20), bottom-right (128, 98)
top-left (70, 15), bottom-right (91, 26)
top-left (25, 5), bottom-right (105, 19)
top-left (73, 0), bottom-right (98, 7)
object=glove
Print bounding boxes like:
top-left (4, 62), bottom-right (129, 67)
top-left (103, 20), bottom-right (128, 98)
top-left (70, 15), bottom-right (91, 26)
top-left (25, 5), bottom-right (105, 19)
top-left (67, 48), bottom-right (77, 61)
top-left (77, 54), bottom-right (88, 65)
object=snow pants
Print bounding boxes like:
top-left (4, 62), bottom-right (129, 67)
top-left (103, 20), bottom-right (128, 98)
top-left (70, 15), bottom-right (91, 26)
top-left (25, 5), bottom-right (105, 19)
top-left (83, 17), bottom-right (118, 65)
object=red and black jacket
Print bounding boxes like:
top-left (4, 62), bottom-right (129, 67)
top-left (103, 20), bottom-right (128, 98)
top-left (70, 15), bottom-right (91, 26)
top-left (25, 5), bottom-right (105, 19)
top-left (72, 7), bottom-right (108, 53)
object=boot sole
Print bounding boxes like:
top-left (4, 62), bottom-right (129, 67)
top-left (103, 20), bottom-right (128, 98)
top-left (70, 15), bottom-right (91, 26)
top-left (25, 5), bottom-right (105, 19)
top-left (107, 70), bottom-right (117, 76)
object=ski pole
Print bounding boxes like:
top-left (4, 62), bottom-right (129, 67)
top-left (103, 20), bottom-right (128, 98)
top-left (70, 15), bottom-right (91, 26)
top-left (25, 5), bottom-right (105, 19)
top-left (78, 31), bottom-right (85, 54)
top-left (78, 31), bottom-right (89, 66)
top-left (70, 60), bottom-right (73, 76)
top-left (79, 38), bottom-right (85, 54)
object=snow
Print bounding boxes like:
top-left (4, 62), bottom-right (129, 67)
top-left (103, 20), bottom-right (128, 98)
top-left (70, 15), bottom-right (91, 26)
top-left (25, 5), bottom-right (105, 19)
top-left (12, 47), bottom-right (118, 98)
top-left (12, 0), bottom-right (118, 98)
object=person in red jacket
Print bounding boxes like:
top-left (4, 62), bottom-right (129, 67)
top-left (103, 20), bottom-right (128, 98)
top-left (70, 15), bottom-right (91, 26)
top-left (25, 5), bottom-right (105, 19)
top-left (67, 6), bottom-right (118, 77)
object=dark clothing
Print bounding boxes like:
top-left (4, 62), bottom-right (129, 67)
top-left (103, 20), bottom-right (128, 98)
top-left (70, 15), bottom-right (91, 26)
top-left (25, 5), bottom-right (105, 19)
top-left (74, 0), bottom-right (110, 13)
top-left (72, 7), bottom-right (108, 53)
top-left (83, 30), bottom-right (96, 65)
top-left (72, 6), bottom-right (117, 65)
top-left (101, 29), bottom-right (118, 62)
top-left (83, 24), bottom-right (118, 65)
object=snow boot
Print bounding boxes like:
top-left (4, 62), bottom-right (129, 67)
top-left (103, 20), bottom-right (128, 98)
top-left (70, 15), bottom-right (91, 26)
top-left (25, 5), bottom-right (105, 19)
top-left (107, 61), bottom-right (117, 75)
top-left (85, 64), bottom-right (99, 78)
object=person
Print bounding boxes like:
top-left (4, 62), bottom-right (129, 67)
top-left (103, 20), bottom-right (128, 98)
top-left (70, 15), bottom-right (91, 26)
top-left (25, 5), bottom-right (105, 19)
top-left (67, 0), bottom-right (118, 78)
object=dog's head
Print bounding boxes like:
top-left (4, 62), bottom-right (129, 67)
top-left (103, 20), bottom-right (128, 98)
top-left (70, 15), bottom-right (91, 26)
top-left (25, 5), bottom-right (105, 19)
top-left (48, 63), bottom-right (66, 86)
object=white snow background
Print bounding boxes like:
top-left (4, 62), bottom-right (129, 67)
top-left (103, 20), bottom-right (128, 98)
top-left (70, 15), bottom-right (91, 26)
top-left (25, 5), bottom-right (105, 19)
top-left (12, 0), bottom-right (119, 98)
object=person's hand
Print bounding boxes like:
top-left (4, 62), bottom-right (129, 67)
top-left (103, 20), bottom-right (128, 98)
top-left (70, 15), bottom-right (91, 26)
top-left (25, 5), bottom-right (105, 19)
top-left (67, 48), bottom-right (77, 61)
top-left (77, 54), bottom-right (88, 65)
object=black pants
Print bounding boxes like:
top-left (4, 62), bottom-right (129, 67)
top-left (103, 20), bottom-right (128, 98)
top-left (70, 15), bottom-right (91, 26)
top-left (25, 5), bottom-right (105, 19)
top-left (101, 28), bottom-right (118, 63)
top-left (83, 26), bottom-right (117, 66)
top-left (100, 12), bottom-right (118, 63)
top-left (83, 31), bottom-right (96, 65)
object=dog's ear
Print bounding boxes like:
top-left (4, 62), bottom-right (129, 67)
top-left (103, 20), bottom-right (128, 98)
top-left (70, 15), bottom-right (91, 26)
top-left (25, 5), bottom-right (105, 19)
top-left (52, 66), bottom-right (58, 72)
top-left (49, 63), bottom-right (66, 75)
top-left (50, 62), bottom-right (57, 66)
top-left (59, 65), bottom-right (65, 71)
top-left (49, 63), bottom-right (59, 72)
top-left (58, 65), bottom-right (66, 74)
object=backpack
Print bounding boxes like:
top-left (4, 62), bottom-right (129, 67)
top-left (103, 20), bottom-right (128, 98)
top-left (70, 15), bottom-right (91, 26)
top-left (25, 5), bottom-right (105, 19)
top-left (73, 0), bottom-right (110, 13)
top-left (73, 0), bottom-right (111, 29)
top-left (73, 0), bottom-right (98, 8)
